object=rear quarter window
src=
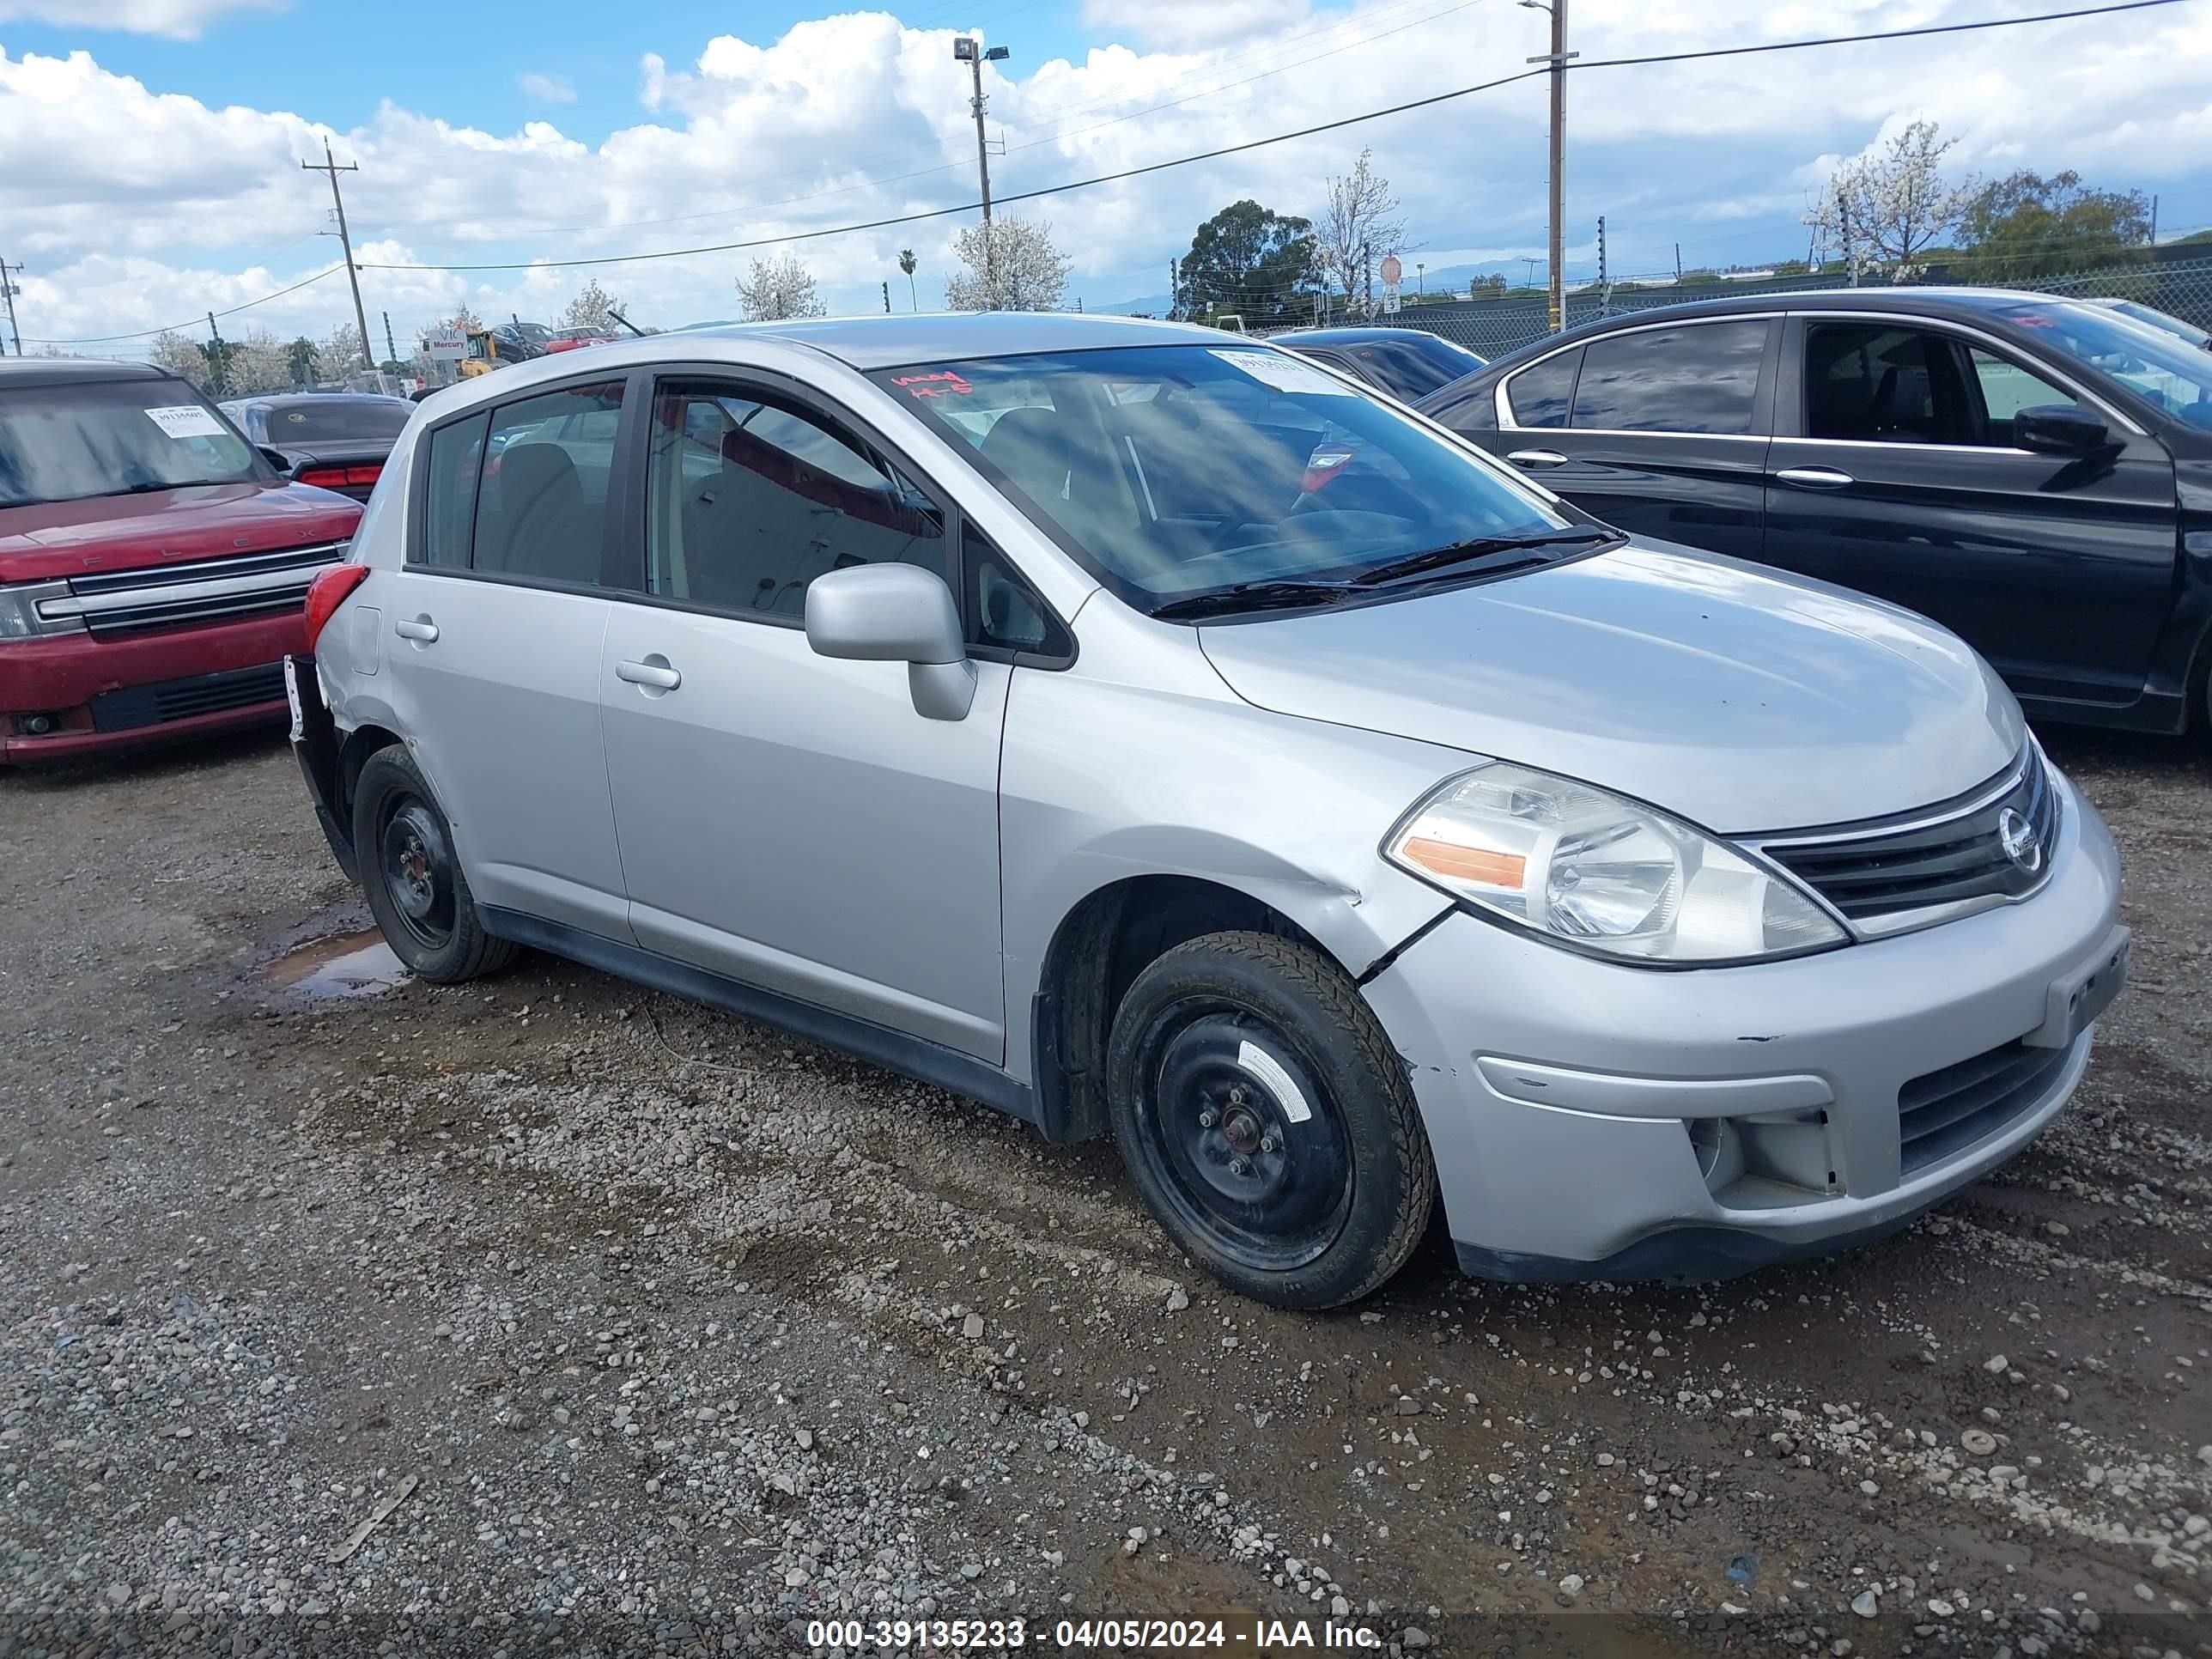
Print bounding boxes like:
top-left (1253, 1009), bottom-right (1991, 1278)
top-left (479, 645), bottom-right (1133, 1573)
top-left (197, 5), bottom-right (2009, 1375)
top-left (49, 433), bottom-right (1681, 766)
top-left (1504, 349), bottom-right (1581, 428)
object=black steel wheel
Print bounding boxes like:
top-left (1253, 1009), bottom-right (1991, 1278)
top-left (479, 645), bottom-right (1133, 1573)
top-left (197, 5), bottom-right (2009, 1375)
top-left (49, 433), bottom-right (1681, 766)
top-left (1106, 931), bottom-right (1436, 1310)
top-left (351, 744), bottom-right (519, 984)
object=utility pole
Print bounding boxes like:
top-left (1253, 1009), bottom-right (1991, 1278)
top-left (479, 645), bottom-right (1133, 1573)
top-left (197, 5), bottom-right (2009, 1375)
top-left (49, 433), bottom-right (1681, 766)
top-left (0, 256), bottom-right (22, 356)
top-left (2149, 193), bottom-right (2159, 245)
top-left (954, 35), bottom-right (1010, 301)
top-left (1840, 197), bottom-right (1860, 288)
top-left (382, 310), bottom-right (398, 368)
top-left (302, 137), bottom-right (374, 374)
top-left (206, 311), bottom-right (228, 397)
top-left (1674, 241), bottom-right (1682, 283)
top-left (1523, 0), bottom-right (1575, 333)
top-left (1416, 261), bottom-right (1425, 296)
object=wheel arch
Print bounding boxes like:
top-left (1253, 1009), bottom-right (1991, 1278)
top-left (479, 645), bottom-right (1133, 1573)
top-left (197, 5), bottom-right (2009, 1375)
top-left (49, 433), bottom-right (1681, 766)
top-left (1028, 872), bottom-right (1348, 1146)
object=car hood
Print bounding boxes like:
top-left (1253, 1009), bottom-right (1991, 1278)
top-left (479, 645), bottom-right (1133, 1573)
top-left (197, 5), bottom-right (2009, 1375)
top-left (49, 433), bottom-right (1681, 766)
top-left (0, 481), bottom-right (360, 584)
top-left (1196, 543), bottom-right (2024, 835)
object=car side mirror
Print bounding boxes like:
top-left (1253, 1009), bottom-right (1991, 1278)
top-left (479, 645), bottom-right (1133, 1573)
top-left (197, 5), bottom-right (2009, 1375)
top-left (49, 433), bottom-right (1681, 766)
top-left (805, 563), bottom-right (976, 721)
top-left (2014, 404), bottom-right (2108, 455)
top-left (258, 446), bottom-right (295, 476)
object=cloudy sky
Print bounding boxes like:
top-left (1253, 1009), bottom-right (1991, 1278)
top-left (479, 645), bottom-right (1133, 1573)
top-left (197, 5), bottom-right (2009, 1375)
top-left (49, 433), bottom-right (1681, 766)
top-left (3, 0), bottom-right (2209, 359)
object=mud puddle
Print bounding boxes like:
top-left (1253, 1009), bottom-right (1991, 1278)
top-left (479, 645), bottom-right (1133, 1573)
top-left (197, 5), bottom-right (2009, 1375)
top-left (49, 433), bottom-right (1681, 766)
top-left (255, 927), bottom-right (410, 1000)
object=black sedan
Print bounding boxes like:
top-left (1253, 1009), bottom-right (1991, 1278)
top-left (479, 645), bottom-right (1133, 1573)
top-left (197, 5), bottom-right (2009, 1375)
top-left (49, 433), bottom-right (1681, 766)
top-left (1416, 289), bottom-right (2212, 733)
top-left (221, 393), bottom-right (414, 501)
top-left (1270, 325), bottom-right (1485, 402)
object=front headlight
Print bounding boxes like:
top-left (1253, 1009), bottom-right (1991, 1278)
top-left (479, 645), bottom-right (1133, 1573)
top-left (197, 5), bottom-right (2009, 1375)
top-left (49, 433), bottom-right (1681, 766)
top-left (1384, 763), bottom-right (1847, 963)
top-left (0, 580), bottom-right (80, 641)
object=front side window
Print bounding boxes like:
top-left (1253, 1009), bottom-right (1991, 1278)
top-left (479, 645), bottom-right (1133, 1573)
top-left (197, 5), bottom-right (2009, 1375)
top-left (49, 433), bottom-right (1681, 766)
top-left (0, 378), bottom-right (264, 509)
top-left (643, 383), bottom-right (948, 619)
top-left (874, 343), bottom-right (1565, 613)
top-left (471, 381), bottom-right (624, 584)
top-left (1967, 348), bottom-right (2081, 443)
top-left (1504, 349), bottom-right (1579, 428)
top-left (1804, 324), bottom-right (1948, 443)
top-left (1569, 321), bottom-right (1766, 434)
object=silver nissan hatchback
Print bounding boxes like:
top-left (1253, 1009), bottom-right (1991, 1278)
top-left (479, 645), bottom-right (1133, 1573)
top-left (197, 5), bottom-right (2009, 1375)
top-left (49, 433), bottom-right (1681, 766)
top-left (286, 313), bottom-right (2128, 1309)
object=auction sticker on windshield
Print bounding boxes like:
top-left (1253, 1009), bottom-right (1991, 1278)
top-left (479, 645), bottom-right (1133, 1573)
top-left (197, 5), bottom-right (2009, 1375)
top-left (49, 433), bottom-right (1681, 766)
top-left (1210, 348), bottom-right (1358, 396)
top-left (144, 405), bottom-right (228, 440)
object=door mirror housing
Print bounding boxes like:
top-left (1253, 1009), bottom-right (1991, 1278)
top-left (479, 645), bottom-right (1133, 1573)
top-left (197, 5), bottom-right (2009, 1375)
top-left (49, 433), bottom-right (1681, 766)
top-left (805, 563), bottom-right (977, 721)
top-left (258, 446), bottom-right (296, 477)
top-left (2013, 404), bottom-right (2108, 455)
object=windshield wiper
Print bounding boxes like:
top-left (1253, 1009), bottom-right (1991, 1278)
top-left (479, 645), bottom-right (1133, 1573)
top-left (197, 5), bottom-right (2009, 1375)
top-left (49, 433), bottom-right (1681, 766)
top-left (1350, 526), bottom-right (1626, 588)
top-left (1149, 579), bottom-right (1360, 620)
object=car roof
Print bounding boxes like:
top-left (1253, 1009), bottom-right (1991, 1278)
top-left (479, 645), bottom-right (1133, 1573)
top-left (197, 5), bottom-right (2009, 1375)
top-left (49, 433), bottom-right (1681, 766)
top-left (232, 392), bottom-right (413, 407)
top-left (660, 310), bottom-right (1240, 370)
top-left (1449, 286), bottom-right (2115, 392)
top-left (1271, 327), bottom-right (1459, 347)
top-left (0, 357), bottom-right (179, 392)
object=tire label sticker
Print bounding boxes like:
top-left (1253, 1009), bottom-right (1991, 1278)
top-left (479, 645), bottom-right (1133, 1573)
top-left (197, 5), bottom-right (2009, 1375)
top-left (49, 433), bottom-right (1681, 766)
top-left (1237, 1040), bottom-right (1312, 1123)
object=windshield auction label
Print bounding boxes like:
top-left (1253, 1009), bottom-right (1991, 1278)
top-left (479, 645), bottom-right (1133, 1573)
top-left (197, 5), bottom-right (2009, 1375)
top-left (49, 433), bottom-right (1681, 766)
top-left (144, 404), bottom-right (228, 440)
top-left (1209, 348), bottom-right (1358, 397)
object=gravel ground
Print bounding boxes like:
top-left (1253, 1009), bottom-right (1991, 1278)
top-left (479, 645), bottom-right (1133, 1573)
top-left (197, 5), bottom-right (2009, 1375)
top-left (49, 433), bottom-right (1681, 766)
top-left (1, 722), bottom-right (2207, 1659)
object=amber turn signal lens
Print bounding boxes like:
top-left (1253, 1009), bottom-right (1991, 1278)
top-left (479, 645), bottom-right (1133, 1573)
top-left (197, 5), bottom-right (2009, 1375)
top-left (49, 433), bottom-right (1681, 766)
top-left (1399, 836), bottom-right (1526, 887)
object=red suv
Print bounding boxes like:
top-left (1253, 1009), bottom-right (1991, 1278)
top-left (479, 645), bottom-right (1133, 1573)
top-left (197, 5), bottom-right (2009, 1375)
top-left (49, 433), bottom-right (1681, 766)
top-left (0, 360), bottom-right (363, 765)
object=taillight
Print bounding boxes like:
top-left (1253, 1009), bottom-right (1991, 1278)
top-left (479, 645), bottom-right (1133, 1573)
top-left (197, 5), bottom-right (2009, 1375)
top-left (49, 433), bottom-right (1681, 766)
top-left (1302, 443), bottom-right (1358, 493)
top-left (296, 464), bottom-right (383, 489)
top-left (303, 563), bottom-right (371, 651)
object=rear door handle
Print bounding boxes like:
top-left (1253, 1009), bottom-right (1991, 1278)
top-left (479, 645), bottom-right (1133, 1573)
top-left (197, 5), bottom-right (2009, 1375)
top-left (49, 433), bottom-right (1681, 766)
top-left (1774, 465), bottom-right (1856, 489)
top-left (393, 617), bottom-right (438, 642)
top-left (616, 658), bottom-right (682, 691)
top-left (1507, 448), bottom-right (1568, 468)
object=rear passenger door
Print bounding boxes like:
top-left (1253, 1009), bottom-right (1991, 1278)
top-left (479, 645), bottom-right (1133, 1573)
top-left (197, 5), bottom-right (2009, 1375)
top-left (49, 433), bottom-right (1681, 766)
top-left (1479, 318), bottom-right (1777, 559)
top-left (596, 374), bottom-right (1016, 1063)
top-left (1762, 316), bottom-right (2178, 705)
top-left (380, 376), bottom-right (635, 942)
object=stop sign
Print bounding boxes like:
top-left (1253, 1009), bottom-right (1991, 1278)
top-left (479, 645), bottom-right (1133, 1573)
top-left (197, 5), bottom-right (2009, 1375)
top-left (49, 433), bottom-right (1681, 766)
top-left (1379, 254), bottom-right (1403, 286)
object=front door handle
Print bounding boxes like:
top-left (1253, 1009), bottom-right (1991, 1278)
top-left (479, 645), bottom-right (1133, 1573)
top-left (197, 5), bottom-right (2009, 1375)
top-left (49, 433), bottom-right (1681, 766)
top-left (394, 616), bottom-right (439, 642)
top-left (1774, 465), bottom-right (1856, 489)
top-left (616, 657), bottom-right (682, 691)
top-left (1507, 448), bottom-right (1568, 468)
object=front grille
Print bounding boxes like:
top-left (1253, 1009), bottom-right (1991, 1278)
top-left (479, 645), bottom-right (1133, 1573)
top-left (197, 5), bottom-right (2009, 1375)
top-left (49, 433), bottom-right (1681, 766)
top-left (1760, 751), bottom-right (2059, 926)
top-left (87, 661), bottom-right (287, 732)
top-left (1898, 1036), bottom-right (2073, 1175)
top-left (49, 542), bottom-right (349, 638)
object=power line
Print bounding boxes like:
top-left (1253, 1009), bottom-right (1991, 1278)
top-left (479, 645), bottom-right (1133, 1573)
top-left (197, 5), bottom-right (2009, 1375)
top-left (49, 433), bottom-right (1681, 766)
top-left (363, 0), bottom-right (2191, 277)
top-left (25, 264), bottom-right (345, 345)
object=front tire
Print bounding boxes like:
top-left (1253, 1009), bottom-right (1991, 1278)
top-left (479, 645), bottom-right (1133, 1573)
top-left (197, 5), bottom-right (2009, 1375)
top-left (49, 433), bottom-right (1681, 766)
top-left (1105, 931), bottom-right (1436, 1310)
top-left (352, 744), bottom-right (518, 984)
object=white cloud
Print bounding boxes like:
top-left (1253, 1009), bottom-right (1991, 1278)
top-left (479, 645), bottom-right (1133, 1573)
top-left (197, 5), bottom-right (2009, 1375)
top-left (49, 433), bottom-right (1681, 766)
top-left (518, 71), bottom-right (575, 105)
top-left (1078, 0), bottom-right (1310, 53)
top-left (0, 0), bottom-right (277, 38)
top-left (6, 0), bottom-right (2211, 349)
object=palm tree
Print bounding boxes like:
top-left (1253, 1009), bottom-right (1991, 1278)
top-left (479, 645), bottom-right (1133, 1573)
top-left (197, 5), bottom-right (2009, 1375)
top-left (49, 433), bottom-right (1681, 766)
top-left (898, 248), bottom-right (918, 311)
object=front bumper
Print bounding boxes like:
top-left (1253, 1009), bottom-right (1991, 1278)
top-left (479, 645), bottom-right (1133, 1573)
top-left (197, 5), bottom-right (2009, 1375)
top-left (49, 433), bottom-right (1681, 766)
top-left (0, 610), bottom-right (306, 764)
top-left (1362, 775), bottom-right (2126, 1281)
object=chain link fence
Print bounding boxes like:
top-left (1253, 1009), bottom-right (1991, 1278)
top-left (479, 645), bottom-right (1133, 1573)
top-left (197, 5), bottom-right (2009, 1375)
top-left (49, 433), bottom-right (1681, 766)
top-left (1330, 252), bottom-right (2212, 362)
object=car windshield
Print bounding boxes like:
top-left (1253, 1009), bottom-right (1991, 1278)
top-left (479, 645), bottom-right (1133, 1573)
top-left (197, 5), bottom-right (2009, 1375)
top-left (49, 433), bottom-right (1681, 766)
top-left (1993, 300), bottom-right (2212, 428)
top-left (0, 378), bottom-right (262, 509)
top-left (261, 399), bottom-right (412, 444)
top-left (1322, 334), bottom-right (1486, 400)
top-left (872, 343), bottom-right (1564, 611)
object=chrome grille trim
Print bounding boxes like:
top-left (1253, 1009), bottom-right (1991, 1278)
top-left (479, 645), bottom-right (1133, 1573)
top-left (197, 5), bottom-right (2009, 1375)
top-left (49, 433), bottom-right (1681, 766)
top-left (39, 541), bottom-right (349, 637)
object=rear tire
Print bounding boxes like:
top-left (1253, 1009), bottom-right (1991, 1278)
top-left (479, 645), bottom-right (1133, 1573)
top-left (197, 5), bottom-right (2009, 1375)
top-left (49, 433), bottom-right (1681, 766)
top-left (1105, 930), bottom-right (1435, 1310)
top-left (352, 744), bottom-right (518, 984)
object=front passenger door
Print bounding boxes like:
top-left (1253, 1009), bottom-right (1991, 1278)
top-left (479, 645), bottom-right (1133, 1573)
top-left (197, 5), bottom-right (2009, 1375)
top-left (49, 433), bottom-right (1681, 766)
top-left (598, 377), bottom-right (1012, 1062)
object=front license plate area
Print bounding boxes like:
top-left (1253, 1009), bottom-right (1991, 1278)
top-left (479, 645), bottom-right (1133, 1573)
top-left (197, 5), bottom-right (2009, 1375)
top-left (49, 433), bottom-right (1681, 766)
top-left (2026, 928), bottom-right (2130, 1049)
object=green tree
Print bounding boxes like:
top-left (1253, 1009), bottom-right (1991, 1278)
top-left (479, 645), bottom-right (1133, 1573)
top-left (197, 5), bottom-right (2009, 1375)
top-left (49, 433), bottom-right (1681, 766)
top-left (560, 278), bottom-right (625, 331)
top-left (1959, 170), bottom-right (2154, 279)
top-left (1176, 199), bottom-right (1315, 325)
top-left (286, 337), bottom-right (318, 386)
top-left (1677, 268), bottom-right (1723, 288)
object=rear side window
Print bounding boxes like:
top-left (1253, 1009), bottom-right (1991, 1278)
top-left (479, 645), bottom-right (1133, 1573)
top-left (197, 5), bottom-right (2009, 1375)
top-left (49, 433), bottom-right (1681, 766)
top-left (471, 382), bottom-right (624, 586)
top-left (1804, 324), bottom-right (1946, 442)
top-left (1504, 349), bottom-right (1580, 428)
top-left (417, 410), bottom-right (487, 568)
top-left (1570, 321), bottom-right (1767, 434)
